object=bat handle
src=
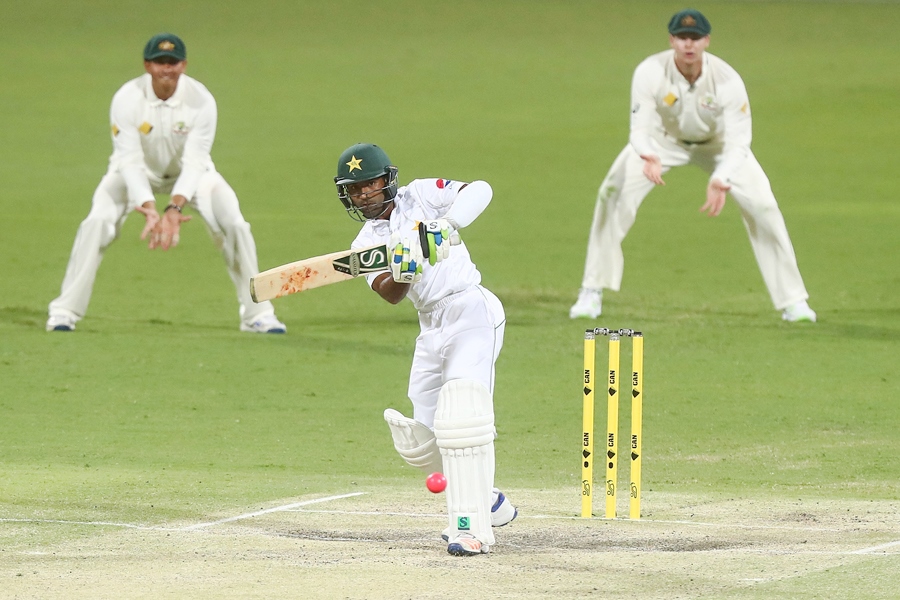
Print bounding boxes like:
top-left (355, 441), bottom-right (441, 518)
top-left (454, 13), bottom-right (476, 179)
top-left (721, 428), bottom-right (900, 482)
top-left (418, 222), bottom-right (430, 261)
top-left (417, 222), bottom-right (462, 262)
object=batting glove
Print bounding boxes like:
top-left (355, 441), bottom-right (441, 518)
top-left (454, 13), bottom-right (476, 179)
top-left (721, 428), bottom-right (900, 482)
top-left (418, 219), bottom-right (459, 266)
top-left (389, 233), bottom-right (424, 283)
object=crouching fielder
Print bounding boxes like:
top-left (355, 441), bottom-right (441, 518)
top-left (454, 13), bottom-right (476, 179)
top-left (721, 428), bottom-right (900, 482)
top-left (334, 143), bottom-right (517, 556)
top-left (46, 33), bottom-right (285, 334)
top-left (569, 9), bottom-right (816, 323)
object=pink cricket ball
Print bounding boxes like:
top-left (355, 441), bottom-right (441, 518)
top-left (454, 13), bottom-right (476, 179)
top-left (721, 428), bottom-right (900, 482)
top-left (426, 472), bottom-right (447, 493)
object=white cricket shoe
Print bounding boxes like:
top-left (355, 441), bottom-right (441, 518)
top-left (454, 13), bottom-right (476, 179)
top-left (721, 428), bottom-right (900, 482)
top-left (46, 313), bottom-right (77, 332)
top-left (447, 533), bottom-right (489, 556)
top-left (782, 301), bottom-right (817, 323)
top-left (569, 288), bottom-right (602, 319)
top-left (491, 489), bottom-right (517, 527)
top-left (240, 314), bottom-right (287, 333)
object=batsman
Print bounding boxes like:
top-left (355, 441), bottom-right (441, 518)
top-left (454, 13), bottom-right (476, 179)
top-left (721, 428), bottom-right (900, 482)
top-left (334, 143), bottom-right (517, 556)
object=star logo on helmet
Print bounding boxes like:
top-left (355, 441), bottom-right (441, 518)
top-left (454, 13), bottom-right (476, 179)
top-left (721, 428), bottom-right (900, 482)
top-left (346, 155), bottom-right (363, 173)
top-left (682, 16), bottom-right (696, 27)
top-left (159, 41), bottom-right (176, 51)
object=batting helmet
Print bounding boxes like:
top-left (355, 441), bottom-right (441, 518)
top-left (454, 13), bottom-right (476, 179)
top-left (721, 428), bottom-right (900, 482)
top-left (334, 143), bottom-right (399, 222)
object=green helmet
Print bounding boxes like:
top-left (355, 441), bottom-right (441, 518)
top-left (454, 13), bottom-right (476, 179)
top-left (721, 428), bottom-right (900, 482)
top-left (334, 143), bottom-right (399, 221)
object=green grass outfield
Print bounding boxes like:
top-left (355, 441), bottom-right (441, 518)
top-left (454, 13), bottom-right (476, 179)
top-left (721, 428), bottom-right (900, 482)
top-left (1, 0), bottom-right (898, 597)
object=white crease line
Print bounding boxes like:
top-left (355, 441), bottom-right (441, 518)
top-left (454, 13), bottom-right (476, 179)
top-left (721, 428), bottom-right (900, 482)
top-left (293, 510), bottom-right (846, 533)
top-left (0, 518), bottom-right (181, 532)
top-left (0, 493), bottom-right (367, 533)
top-left (290, 509), bottom-right (445, 518)
top-left (848, 539), bottom-right (900, 554)
top-left (180, 492), bottom-right (367, 531)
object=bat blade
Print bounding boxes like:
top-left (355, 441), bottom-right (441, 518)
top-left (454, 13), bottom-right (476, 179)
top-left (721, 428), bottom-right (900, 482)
top-left (250, 244), bottom-right (390, 302)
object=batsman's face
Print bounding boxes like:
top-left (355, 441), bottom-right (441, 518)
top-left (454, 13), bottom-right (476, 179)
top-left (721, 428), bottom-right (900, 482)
top-left (669, 34), bottom-right (709, 66)
top-left (348, 176), bottom-right (390, 219)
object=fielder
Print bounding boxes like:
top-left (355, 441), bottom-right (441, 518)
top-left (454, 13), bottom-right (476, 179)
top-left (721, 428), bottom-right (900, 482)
top-left (334, 143), bottom-right (517, 556)
top-left (570, 9), bottom-right (817, 323)
top-left (46, 33), bottom-right (285, 334)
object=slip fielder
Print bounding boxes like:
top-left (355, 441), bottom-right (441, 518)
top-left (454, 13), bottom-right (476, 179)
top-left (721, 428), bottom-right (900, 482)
top-left (570, 9), bottom-right (817, 323)
top-left (47, 33), bottom-right (285, 333)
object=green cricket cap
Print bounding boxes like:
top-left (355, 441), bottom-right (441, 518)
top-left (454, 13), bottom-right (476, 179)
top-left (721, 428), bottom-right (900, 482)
top-left (668, 9), bottom-right (711, 37)
top-left (143, 33), bottom-right (186, 61)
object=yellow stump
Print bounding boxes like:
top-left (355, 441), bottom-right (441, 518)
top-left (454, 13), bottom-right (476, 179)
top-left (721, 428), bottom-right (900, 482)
top-left (605, 332), bottom-right (620, 519)
top-left (629, 333), bottom-right (644, 520)
top-left (581, 330), bottom-right (596, 518)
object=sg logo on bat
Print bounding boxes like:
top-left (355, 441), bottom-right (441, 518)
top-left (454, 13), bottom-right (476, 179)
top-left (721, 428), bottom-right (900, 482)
top-left (332, 246), bottom-right (389, 277)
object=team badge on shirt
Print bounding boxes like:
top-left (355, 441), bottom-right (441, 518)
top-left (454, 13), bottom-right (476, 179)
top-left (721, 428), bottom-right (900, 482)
top-left (173, 121), bottom-right (190, 135)
top-left (436, 179), bottom-right (453, 189)
top-left (139, 122), bottom-right (153, 135)
top-left (700, 94), bottom-right (718, 111)
top-left (663, 93), bottom-right (678, 107)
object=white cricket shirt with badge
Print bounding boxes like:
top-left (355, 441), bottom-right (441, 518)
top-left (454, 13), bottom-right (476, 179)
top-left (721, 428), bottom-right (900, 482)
top-left (629, 49), bottom-right (752, 183)
top-left (108, 73), bottom-right (216, 207)
top-left (352, 178), bottom-right (481, 312)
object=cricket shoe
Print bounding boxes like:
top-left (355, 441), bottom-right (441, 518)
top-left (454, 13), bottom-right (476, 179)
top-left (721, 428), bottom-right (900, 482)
top-left (46, 313), bottom-right (77, 332)
top-left (490, 489), bottom-right (518, 527)
top-left (447, 533), bottom-right (489, 556)
top-left (781, 301), bottom-right (817, 323)
top-left (240, 314), bottom-right (287, 333)
top-left (569, 288), bottom-right (602, 319)
top-left (442, 489), bottom-right (517, 541)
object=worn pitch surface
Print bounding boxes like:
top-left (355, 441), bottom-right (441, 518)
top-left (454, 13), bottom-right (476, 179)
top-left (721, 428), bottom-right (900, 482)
top-left (4, 489), bottom-right (897, 599)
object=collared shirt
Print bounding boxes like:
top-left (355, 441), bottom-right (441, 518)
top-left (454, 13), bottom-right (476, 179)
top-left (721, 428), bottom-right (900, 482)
top-left (108, 73), bottom-right (216, 206)
top-left (351, 179), bottom-right (481, 313)
top-left (629, 50), bottom-right (752, 183)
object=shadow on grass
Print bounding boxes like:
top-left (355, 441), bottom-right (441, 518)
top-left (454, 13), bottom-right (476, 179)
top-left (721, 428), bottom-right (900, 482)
top-left (0, 306), bottom-right (44, 327)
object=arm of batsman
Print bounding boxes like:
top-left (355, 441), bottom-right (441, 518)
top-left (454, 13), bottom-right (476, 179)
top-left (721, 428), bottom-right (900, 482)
top-left (389, 232), bottom-right (424, 283)
top-left (418, 220), bottom-right (461, 266)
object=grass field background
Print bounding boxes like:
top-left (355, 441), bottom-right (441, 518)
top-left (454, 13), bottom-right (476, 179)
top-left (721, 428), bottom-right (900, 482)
top-left (1, 0), bottom-right (898, 597)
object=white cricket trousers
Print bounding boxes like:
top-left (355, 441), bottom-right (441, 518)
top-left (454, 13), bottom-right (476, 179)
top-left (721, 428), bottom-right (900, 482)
top-left (48, 170), bottom-right (276, 324)
top-left (580, 140), bottom-right (810, 310)
top-left (409, 286), bottom-right (505, 429)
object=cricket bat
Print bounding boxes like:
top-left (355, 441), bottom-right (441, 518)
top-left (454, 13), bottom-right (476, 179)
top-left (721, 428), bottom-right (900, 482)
top-left (250, 244), bottom-right (390, 303)
top-left (251, 223), bottom-right (460, 303)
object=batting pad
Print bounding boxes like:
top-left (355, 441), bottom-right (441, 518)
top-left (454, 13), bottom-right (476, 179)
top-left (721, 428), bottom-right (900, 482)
top-left (434, 379), bottom-right (496, 546)
top-left (383, 409), bottom-right (443, 474)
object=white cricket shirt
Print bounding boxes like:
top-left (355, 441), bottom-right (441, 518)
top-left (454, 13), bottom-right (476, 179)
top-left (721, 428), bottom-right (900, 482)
top-left (352, 179), bottom-right (481, 313)
top-left (107, 73), bottom-right (217, 206)
top-left (629, 50), bottom-right (752, 183)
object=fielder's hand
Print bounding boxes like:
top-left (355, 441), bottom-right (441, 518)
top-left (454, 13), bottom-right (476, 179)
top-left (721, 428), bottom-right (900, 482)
top-left (640, 154), bottom-right (665, 186)
top-left (701, 178), bottom-right (730, 217)
top-left (418, 219), bottom-right (459, 266)
top-left (134, 204), bottom-right (161, 246)
top-left (389, 232), bottom-right (423, 283)
top-left (155, 199), bottom-right (192, 250)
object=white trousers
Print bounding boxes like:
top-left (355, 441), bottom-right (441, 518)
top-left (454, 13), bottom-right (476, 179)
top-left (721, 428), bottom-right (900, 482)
top-left (580, 140), bottom-right (809, 310)
top-left (409, 286), bottom-right (505, 429)
top-left (48, 170), bottom-right (275, 324)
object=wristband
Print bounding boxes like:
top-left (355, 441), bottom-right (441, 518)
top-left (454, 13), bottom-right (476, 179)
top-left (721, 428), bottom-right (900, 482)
top-left (164, 203), bottom-right (183, 213)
